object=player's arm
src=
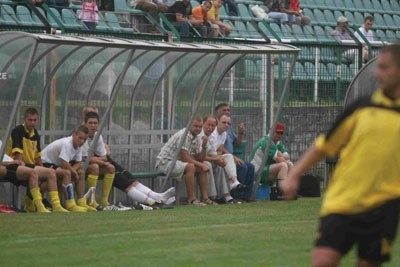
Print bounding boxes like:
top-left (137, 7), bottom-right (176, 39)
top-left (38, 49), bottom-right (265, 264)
top-left (59, 159), bottom-right (79, 177)
top-left (235, 123), bottom-right (245, 147)
top-left (70, 161), bottom-right (82, 171)
top-left (180, 150), bottom-right (209, 172)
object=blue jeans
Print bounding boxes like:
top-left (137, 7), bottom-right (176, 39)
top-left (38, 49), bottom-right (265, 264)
top-left (231, 161), bottom-right (255, 199)
top-left (171, 21), bottom-right (190, 37)
top-left (268, 12), bottom-right (296, 24)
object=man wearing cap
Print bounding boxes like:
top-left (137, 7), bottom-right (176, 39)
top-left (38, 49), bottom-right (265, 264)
top-left (331, 16), bottom-right (352, 41)
top-left (250, 122), bottom-right (293, 185)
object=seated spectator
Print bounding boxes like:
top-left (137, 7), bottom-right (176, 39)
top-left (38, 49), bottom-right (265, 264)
top-left (354, 16), bottom-right (374, 63)
top-left (41, 126), bottom-right (93, 212)
top-left (131, 0), bottom-right (168, 26)
top-left (166, 0), bottom-right (206, 37)
top-left (155, 117), bottom-right (211, 206)
top-left (215, 103), bottom-right (254, 201)
top-left (289, 0), bottom-right (310, 25)
top-left (224, 0), bottom-right (238, 16)
top-left (79, 0), bottom-right (99, 31)
top-left (267, 0), bottom-right (309, 25)
top-left (331, 16), bottom-right (352, 41)
top-left (250, 122), bottom-right (293, 185)
top-left (192, 1), bottom-right (219, 37)
top-left (207, 0), bottom-right (232, 36)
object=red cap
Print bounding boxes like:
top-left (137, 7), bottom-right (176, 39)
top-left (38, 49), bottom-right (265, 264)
top-left (275, 122), bottom-right (285, 133)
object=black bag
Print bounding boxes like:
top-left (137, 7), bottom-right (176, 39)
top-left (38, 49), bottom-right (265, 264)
top-left (270, 186), bottom-right (298, 201)
top-left (298, 173), bottom-right (321, 197)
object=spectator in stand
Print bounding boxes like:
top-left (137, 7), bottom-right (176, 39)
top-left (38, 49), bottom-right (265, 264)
top-left (192, 1), bottom-right (219, 37)
top-left (250, 122), bottom-right (294, 186)
top-left (215, 103), bottom-right (255, 201)
top-left (354, 16), bottom-right (374, 63)
top-left (166, 0), bottom-right (207, 37)
top-left (131, 0), bottom-right (168, 25)
top-left (155, 117), bottom-right (211, 206)
top-left (289, 0), bottom-right (310, 25)
top-left (79, 0), bottom-right (99, 31)
top-left (207, 0), bottom-right (232, 36)
top-left (267, 0), bottom-right (309, 25)
top-left (224, 0), bottom-right (238, 16)
top-left (331, 16), bottom-right (352, 41)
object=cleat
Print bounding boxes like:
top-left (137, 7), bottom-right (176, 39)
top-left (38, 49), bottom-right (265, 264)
top-left (165, 196), bottom-right (176, 205)
top-left (149, 201), bottom-right (174, 209)
top-left (52, 205), bottom-right (69, 212)
top-left (24, 196), bottom-right (35, 213)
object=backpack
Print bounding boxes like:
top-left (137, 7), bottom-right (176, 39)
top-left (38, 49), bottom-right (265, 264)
top-left (298, 173), bottom-right (321, 197)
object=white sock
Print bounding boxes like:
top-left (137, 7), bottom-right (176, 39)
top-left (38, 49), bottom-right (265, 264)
top-left (225, 195), bottom-right (233, 202)
top-left (127, 187), bottom-right (155, 205)
top-left (230, 180), bottom-right (240, 190)
top-left (135, 183), bottom-right (175, 202)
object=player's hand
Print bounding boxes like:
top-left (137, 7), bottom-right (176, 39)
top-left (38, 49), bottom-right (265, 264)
top-left (198, 162), bottom-right (210, 172)
top-left (215, 157), bottom-right (226, 167)
top-left (234, 156), bottom-right (244, 165)
top-left (280, 175), bottom-right (299, 200)
top-left (276, 157), bottom-right (286, 163)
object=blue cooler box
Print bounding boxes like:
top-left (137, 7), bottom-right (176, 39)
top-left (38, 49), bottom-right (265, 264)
top-left (256, 184), bottom-right (270, 199)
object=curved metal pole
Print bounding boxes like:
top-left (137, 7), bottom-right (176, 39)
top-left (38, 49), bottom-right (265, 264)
top-left (61, 47), bottom-right (107, 130)
top-left (161, 53), bottom-right (222, 191)
top-left (1, 44), bottom-right (31, 73)
top-left (250, 52), bottom-right (299, 200)
top-left (149, 52), bottom-right (192, 130)
top-left (86, 49), bottom-right (149, 104)
top-left (31, 44), bottom-right (60, 70)
top-left (0, 35), bottom-right (28, 51)
top-left (40, 46), bottom-right (83, 132)
top-left (0, 41), bottom-right (38, 162)
top-left (210, 54), bottom-right (246, 113)
top-left (82, 49), bottom-right (136, 171)
top-left (168, 54), bottom-right (219, 129)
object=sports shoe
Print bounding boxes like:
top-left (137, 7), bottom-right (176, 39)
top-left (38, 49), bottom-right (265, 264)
top-left (132, 203), bottom-right (153, 210)
top-left (188, 199), bottom-right (207, 206)
top-left (23, 196), bottom-right (35, 213)
top-left (42, 199), bottom-right (53, 211)
top-left (149, 201), bottom-right (174, 209)
top-left (165, 196), bottom-right (176, 205)
top-left (117, 202), bottom-right (133, 211)
top-left (201, 198), bottom-right (218, 205)
top-left (163, 187), bottom-right (175, 200)
top-left (227, 198), bottom-right (242, 205)
top-left (105, 203), bottom-right (132, 211)
top-left (230, 183), bottom-right (247, 194)
top-left (0, 204), bottom-right (17, 214)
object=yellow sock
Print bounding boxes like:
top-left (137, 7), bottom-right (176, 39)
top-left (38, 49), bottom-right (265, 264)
top-left (65, 199), bottom-right (87, 212)
top-left (49, 191), bottom-right (69, 213)
top-left (87, 174), bottom-right (99, 207)
top-left (77, 198), bottom-right (97, 212)
top-left (30, 188), bottom-right (50, 213)
top-left (100, 173), bottom-right (115, 207)
top-left (23, 195), bottom-right (35, 213)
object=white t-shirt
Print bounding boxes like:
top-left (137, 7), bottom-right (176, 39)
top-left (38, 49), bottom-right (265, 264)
top-left (42, 136), bottom-right (83, 166)
top-left (82, 133), bottom-right (106, 158)
top-left (3, 153), bottom-right (13, 162)
top-left (354, 26), bottom-right (374, 42)
top-left (209, 129), bottom-right (227, 153)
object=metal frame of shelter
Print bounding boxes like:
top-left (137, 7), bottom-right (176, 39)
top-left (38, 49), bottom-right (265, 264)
top-left (0, 31), bottom-right (299, 201)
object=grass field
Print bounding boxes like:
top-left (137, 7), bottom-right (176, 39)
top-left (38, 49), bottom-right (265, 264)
top-left (0, 198), bottom-right (399, 267)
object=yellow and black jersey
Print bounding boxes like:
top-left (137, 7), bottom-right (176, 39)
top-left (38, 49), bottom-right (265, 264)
top-left (316, 89), bottom-right (400, 216)
top-left (6, 124), bottom-right (41, 165)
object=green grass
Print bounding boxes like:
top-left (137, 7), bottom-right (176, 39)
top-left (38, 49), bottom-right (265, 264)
top-left (0, 199), bottom-right (399, 267)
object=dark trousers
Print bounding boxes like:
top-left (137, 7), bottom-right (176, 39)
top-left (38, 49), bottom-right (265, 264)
top-left (231, 161), bottom-right (255, 199)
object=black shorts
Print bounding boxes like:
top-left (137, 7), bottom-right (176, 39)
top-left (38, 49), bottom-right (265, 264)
top-left (4, 164), bottom-right (28, 186)
top-left (112, 172), bottom-right (132, 191)
top-left (315, 199), bottom-right (400, 262)
top-left (43, 162), bottom-right (59, 170)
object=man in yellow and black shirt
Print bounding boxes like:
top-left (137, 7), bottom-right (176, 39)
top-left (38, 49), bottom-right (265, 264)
top-left (281, 44), bottom-right (400, 267)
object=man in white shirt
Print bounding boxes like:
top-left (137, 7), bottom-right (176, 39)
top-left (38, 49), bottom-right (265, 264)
top-left (42, 126), bottom-right (92, 212)
top-left (82, 112), bottom-right (115, 210)
top-left (209, 114), bottom-right (246, 201)
top-left (354, 16), bottom-right (374, 63)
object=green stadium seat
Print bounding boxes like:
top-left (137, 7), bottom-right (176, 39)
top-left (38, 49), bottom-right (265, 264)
top-left (383, 14), bottom-right (397, 31)
top-left (1, 4), bottom-right (19, 25)
top-left (69, 1), bottom-right (82, 10)
top-left (237, 4), bottom-right (254, 20)
top-left (47, 7), bottom-right (64, 28)
top-left (319, 64), bottom-right (332, 81)
top-left (298, 46), bottom-right (313, 61)
top-left (354, 12), bottom-right (364, 25)
top-left (114, 0), bottom-right (145, 15)
top-left (257, 21), bottom-right (274, 37)
top-left (352, 0), bottom-right (365, 11)
top-left (32, 7), bottom-right (47, 26)
top-left (62, 9), bottom-right (85, 30)
top-left (304, 62), bottom-right (315, 80)
top-left (235, 21), bottom-right (251, 38)
top-left (323, 10), bottom-right (335, 25)
top-left (375, 29), bottom-right (386, 42)
top-left (320, 46), bottom-right (336, 63)
top-left (302, 8), bottom-right (314, 21)
top-left (393, 15), bottom-right (400, 26)
top-left (340, 64), bottom-right (351, 82)
top-left (381, 0), bottom-right (393, 11)
top-left (293, 62), bottom-right (306, 80)
top-left (291, 24), bottom-right (308, 40)
top-left (323, 0), bottom-right (335, 9)
top-left (374, 13), bottom-right (386, 28)
top-left (363, 0), bottom-right (374, 10)
top-left (324, 26), bottom-right (336, 40)
top-left (105, 12), bottom-right (134, 33)
top-left (333, 0), bottom-right (346, 9)
top-left (343, 11), bottom-right (355, 25)
top-left (385, 30), bottom-right (397, 42)
top-left (77, 10), bottom-right (112, 32)
top-left (302, 25), bottom-right (316, 39)
top-left (190, 0), bottom-right (199, 8)
top-left (246, 21), bottom-right (263, 39)
top-left (313, 25), bottom-right (329, 41)
top-left (16, 5), bottom-right (44, 26)
top-left (333, 11), bottom-right (343, 21)
top-left (313, 9), bottom-right (329, 26)
top-left (327, 63), bottom-right (337, 78)
top-left (391, 0), bottom-right (400, 11)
